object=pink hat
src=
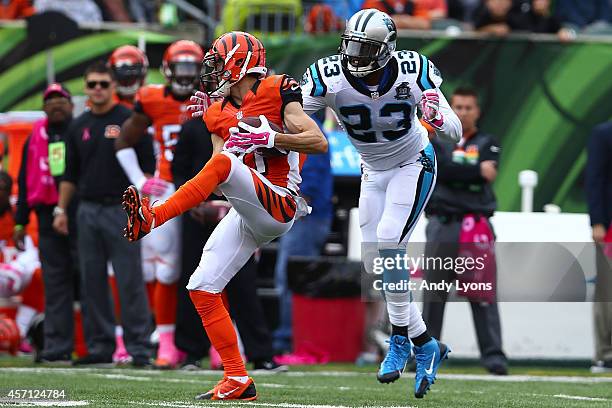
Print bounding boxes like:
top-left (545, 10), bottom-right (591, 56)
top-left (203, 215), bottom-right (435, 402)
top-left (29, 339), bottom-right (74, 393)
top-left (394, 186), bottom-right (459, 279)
top-left (43, 83), bottom-right (71, 101)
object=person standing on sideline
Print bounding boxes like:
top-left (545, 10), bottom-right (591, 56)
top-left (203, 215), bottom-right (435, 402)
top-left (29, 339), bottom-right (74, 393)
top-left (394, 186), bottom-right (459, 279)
top-left (421, 87), bottom-right (507, 375)
top-left (585, 121), bottom-right (612, 373)
top-left (15, 83), bottom-right (77, 363)
top-left (53, 61), bottom-right (154, 367)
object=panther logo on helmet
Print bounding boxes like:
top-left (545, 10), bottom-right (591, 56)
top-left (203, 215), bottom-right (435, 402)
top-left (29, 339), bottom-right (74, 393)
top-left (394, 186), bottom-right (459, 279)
top-left (162, 40), bottom-right (205, 97)
top-left (200, 31), bottom-right (267, 98)
top-left (339, 9), bottom-right (397, 78)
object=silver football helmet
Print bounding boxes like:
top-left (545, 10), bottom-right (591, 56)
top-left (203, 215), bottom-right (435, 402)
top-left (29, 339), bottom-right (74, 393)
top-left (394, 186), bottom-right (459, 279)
top-left (340, 9), bottom-right (397, 77)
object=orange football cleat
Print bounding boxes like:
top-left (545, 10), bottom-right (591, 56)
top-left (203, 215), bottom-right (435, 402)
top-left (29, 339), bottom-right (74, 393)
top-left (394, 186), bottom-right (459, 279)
top-left (122, 186), bottom-right (154, 241)
top-left (195, 377), bottom-right (257, 401)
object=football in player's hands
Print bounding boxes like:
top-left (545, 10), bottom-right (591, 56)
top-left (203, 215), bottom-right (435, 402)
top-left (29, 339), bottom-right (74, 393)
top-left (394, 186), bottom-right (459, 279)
top-left (238, 116), bottom-right (288, 157)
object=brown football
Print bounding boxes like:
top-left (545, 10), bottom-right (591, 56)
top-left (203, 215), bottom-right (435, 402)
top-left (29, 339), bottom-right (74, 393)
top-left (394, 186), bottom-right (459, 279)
top-left (238, 116), bottom-right (287, 157)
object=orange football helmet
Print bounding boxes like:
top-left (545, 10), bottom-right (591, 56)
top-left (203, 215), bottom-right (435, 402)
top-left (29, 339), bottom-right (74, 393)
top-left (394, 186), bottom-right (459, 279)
top-left (0, 317), bottom-right (19, 355)
top-left (109, 45), bottom-right (149, 97)
top-left (200, 31), bottom-right (267, 97)
top-left (162, 40), bottom-right (205, 97)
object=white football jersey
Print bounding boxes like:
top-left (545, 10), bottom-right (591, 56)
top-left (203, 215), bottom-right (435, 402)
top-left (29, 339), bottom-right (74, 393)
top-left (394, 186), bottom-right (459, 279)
top-left (302, 51), bottom-right (445, 171)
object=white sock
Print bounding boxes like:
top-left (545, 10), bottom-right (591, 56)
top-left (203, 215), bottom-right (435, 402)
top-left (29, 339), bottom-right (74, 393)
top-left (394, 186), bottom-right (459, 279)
top-left (115, 325), bottom-right (123, 337)
top-left (407, 302), bottom-right (427, 339)
top-left (385, 291), bottom-right (411, 327)
top-left (157, 324), bottom-right (175, 334)
top-left (228, 375), bottom-right (249, 384)
top-left (15, 305), bottom-right (36, 338)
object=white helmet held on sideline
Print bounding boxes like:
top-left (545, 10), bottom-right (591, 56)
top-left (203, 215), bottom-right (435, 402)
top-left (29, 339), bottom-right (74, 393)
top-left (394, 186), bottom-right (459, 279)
top-left (339, 9), bottom-right (397, 77)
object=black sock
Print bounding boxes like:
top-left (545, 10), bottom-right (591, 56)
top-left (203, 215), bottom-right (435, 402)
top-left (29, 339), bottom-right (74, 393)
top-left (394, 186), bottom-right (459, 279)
top-left (411, 331), bottom-right (432, 347)
top-left (391, 324), bottom-right (408, 338)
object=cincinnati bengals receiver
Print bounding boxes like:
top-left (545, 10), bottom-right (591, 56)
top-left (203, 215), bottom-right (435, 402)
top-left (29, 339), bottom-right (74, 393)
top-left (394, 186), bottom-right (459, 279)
top-left (122, 31), bottom-right (326, 400)
top-left (115, 40), bottom-right (204, 369)
top-left (108, 45), bottom-right (149, 109)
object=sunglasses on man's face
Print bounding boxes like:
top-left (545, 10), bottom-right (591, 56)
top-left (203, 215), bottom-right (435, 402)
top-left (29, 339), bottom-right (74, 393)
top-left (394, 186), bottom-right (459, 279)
top-left (86, 80), bottom-right (111, 89)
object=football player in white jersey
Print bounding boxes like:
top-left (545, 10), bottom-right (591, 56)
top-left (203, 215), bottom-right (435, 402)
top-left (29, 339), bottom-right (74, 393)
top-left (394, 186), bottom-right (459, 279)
top-left (300, 9), bottom-right (461, 399)
top-left (190, 9), bottom-right (461, 398)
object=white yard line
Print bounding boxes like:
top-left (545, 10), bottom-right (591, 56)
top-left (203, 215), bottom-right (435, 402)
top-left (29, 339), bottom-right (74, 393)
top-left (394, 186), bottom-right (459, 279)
top-left (0, 401), bottom-right (89, 406)
top-left (552, 394), bottom-right (610, 402)
top-left (439, 373), bottom-right (612, 384)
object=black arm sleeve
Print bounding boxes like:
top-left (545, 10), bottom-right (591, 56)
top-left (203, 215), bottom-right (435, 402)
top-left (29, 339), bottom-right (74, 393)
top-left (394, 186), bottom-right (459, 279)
top-left (135, 131), bottom-right (156, 175)
top-left (15, 137), bottom-right (31, 226)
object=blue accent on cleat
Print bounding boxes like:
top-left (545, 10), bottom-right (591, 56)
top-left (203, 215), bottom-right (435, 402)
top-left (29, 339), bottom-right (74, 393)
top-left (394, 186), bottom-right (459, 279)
top-left (376, 335), bottom-right (412, 383)
top-left (413, 338), bottom-right (450, 398)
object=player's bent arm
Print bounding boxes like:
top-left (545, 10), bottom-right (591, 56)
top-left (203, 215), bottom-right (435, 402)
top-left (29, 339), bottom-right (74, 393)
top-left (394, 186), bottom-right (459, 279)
top-left (115, 112), bottom-right (153, 189)
top-left (115, 112), bottom-right (151, 150)
top-left (434, 90), bottom-right (462, 144)
top-left (276, 102), bottom-right (328, 154)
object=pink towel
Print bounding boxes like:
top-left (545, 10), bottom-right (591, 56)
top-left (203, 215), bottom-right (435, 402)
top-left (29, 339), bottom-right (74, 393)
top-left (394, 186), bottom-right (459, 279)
top-left (26, 118), bottom-right (58, 207)
top-left (456, 215), bottom-right (496, 303)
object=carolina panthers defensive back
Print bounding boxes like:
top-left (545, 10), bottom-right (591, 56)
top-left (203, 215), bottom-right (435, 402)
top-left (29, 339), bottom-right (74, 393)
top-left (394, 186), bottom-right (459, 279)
top-left (301, 9), bottom-right (461, 399)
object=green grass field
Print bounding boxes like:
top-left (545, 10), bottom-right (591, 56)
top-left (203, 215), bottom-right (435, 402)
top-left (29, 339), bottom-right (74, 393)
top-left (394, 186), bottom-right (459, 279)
top-left (0, 357), bottom-right (611, 407)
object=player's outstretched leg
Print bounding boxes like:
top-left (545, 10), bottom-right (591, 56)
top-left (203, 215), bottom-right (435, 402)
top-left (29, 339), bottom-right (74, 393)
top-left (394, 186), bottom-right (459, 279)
top-left (413, 338), bottom-right (450, 398)
top-left (377, 334), bottom-right (412, 383)
top-left (190, 290), bottom-right (257, 401)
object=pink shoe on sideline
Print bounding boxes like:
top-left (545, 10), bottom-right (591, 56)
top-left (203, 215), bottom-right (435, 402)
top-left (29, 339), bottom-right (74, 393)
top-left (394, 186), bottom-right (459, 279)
top-left (113, 334), bottom-right (132, 364)
top-left (19, 340), bottom-right (33, 354)
top-left (154, 331), bottom-right (181, 369)
top-left (209, 346), bottom-right (222, 370)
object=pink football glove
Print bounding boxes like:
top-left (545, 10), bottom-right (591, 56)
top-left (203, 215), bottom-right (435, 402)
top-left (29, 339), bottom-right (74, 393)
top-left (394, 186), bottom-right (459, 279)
top-left (140, 177), bottom-right (168, 197)
top-left (187, 91), bottom-right (213, 118)
top-left (420, 90), bottom-right (444, 129)
top-left (227, 115), bottom-right (277, 154)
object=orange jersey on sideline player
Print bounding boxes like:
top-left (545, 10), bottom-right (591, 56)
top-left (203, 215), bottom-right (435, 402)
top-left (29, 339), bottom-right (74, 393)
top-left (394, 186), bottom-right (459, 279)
top-left (204, 75), bottom-right (305, 192)
top-left (134, 85), bottom-right (191, 182)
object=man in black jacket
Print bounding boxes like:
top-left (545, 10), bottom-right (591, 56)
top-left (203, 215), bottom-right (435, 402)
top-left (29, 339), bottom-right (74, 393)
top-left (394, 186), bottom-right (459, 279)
top-left (586, 121), bottom-right (612, 373)
top-left (422, 87), bottom-right (507, 375)
top-left (53, 62), bottom-right (154, 366)
top-left (15, 83), bottom-right (77, 363)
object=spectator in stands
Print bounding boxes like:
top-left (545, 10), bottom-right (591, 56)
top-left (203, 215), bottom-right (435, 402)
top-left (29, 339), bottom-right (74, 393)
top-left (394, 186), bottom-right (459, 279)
top-left (273, 115), bottom-right (333, 353)
top-left (53, 62), bottom-right (153, 366)
top-left (172, 117), bottom-right (287, 372)
top-left (447, 0), bottom-right (480, 24)
top-left (474, 0), bottom-right (522, 35)
top-left (422, 87), bottom-right (508, 376)
top-left (34, 0), bottom-right (102, 23)
top-left (512, 0), bottom-right (575, 41)
top-left (0, 0), bottom-right (35, 19)
top-left (362, 0), bottom-right (447, 30)
top-left (15, 83), bottom-right (77, 364)
top-left (585, 121), bottom-right (612, 374)
top-left (321, 0), bottom-right (365, 21)
top-left (555, 0), bottom-right (611, 31)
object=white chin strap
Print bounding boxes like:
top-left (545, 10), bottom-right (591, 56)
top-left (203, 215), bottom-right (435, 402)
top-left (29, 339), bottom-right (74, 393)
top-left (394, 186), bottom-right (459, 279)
top-left (349, 64), bottom-right (377, 77)
top-left (117, 82), bottom-right (141, 97)
top-left (171, 81), bottom-right (194, 96)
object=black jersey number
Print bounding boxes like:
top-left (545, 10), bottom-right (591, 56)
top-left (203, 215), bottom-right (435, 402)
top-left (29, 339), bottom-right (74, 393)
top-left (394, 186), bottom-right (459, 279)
top-left (339, 104), bottom-right (412, 143)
